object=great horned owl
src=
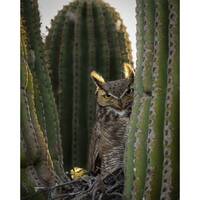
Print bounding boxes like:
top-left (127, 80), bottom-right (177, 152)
top-left (88, 64), bottom-right (135, 176)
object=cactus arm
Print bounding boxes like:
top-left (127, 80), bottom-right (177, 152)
top-left (132, 1), bottom-right (155, 199)
top-left (21, 0), bottom-right (65, 178)
top-left (23, 66), bottom-right (60, 184)
top-left (21, 18), bottom-right (40, 167)
top-left (21, 69), bottom-right (60, 192)
top-left (143, 0), bottom-right (169, 199)
top-left (58, 8), bottom-right (75, 169)
top-left (123, 0), bottom-right (145, 199)
top-left (124, 0), bottom-right (179, 198)
top-left (21, 1), bottom-right (48, 140)
top-left (160, 0), bottom-right (179, 199)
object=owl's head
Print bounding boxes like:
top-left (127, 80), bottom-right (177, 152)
top-left (90, 64), bottom-right (135, 112)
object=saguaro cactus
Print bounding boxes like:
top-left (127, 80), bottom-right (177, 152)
top-left (45, 0), bottom-right (133, 169)
top-left (124, 0), bottom-right (179, 199)
top-left (21, 0), bottom-right (65, 179)
top-left (21, 21), bottom-right (61, 200)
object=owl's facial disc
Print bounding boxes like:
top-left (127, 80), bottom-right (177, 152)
top-left (96, 87), bottom-right (133, 111)
top-left (90, 69), bottom-right (134, 112)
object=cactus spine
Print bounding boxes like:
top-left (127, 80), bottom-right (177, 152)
top-left (124, 0), bottom-right (179, 199)
top-left (21, 0), bottom-right (65, 179)
top-left (45, 0), bottom-right (133, 169)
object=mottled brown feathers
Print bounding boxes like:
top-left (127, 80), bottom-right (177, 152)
top-left (88, 65), bottom-right (135, 176)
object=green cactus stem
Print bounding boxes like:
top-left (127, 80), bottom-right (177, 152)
top-left (123, 0), bottom-right (145, 199)
top-left (160, 0), bottom-right (179, 199)
top-left (130, 1), bottom-right (155, 199)
top-left (124, 0), bottom-right (179, 199)
top-left (21, 3), bottom-right (65, 198)
top-left (21, 60), bottom-right (60, 185)
top-left (143, 0), bottom-right (168, 198)
top-left (21, 63), bottom-right (60, 199)
top-left (21, 0), bottom-right (65, 178)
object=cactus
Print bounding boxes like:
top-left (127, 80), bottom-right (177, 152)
top-left (20, 0), bottom-right (69, 198)
top-left (45, 0), bottom-right (133, 169)
top-left (21, 0), bottom-right (65, 179)
top-left (124, 0), bottom-right (179, 199)
top-left (21, 22), bottom-right (60, 199)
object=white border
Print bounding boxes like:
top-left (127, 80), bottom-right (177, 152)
top-left (181, 0), bottom-right (200, 199)
top-left (0, 0), bottom-right (20, 199)
top-left (1, 0), bottom-right (200, 199)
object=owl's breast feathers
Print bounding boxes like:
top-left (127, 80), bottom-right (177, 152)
top-left (88, 105), bottom-right (129, 176)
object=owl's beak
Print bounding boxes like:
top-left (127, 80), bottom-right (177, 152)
top-left (118, 99), bottom-right (133, 110)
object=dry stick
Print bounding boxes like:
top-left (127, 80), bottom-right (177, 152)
top-left (51, 177), bottom-right (96, 199)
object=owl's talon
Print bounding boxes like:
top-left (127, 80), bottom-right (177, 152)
top-left (90, 174), bottom-right (105, 200)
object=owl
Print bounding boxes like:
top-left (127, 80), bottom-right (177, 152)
top-left (88, 64), bottom-right (135, 177)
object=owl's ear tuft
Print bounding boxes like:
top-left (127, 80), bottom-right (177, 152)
top-left (123, 63), bottom-right (135, 80)
top-left (90, 71), bottom-right (105, 89)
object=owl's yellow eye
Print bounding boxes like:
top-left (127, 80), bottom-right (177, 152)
top-left (103, 93), bottom-right (111, 98)
top-left (106, 94), bottom-right (111, 97)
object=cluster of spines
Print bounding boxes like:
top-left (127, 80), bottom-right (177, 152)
top-left (45, 0), bottom-right (133, 169)
top-left (124, 0), bottom-right (179, 199)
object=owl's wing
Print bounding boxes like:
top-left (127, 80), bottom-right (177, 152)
top-left (88, 123), bottom-right (101, 174)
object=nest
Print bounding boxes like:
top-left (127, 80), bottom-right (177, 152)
top-left (45, 168), bottom-right (124, 200)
